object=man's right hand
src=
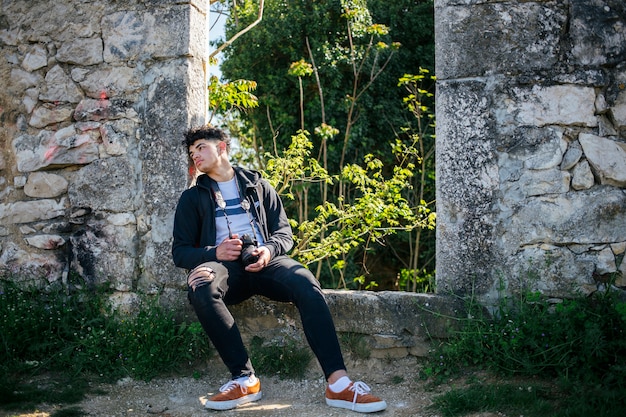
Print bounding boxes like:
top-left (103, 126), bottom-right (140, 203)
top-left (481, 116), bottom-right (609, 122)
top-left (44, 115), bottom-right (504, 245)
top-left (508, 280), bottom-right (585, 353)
top-left (215, 234), bottom-right (243, 261)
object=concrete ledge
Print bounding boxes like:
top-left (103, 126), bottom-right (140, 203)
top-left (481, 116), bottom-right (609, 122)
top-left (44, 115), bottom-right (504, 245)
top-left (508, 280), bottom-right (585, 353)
top-left (229, 290), bottom-right (467, 359)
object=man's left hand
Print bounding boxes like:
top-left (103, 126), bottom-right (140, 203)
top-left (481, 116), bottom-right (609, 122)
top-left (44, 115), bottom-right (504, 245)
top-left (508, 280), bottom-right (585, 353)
top-left (244, 246), bottom-right (271, 272)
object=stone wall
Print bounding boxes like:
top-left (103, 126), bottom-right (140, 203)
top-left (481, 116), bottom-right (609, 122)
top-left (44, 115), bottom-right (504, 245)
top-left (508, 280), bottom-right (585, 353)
top-left (229, 291), bottom-right (465, 360)
top-left (0, 0), bottom-right (463, 359)
top-left (435, 0), bottom-right (626, 305)
top-left (0, 0), bottom-right (208, 307)
top-left (2, 0), bottom-right (625, 349)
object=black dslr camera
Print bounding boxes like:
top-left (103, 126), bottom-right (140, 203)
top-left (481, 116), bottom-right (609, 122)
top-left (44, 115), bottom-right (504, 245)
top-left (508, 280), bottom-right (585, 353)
top-left (239, 234), bottom-right (259, 266)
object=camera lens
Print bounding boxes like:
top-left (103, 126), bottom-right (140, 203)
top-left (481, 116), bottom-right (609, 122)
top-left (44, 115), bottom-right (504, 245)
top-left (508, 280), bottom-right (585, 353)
top-left (240, 234), bottom-right (259, 266)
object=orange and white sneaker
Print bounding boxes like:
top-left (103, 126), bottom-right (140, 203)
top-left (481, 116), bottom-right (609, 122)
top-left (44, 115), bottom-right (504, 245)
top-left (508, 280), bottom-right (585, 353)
top-left (325, 380), bottom-right (387, 413)
top-left (204, 375), bottom-right (262, 410)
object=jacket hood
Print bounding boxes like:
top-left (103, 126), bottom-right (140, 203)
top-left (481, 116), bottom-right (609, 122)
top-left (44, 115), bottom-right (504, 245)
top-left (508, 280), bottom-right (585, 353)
top-left (195, 167), bottom-right (262, 192)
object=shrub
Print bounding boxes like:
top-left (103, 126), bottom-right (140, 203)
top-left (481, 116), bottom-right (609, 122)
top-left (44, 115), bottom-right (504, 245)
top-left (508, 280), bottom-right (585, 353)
top-left (0, 280), bottom-right (212, 408)
top-left (425, 287), bottom-right (626, 416)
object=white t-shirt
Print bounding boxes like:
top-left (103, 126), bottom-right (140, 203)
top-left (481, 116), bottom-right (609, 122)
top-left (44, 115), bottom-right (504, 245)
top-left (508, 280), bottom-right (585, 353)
top-left (214, 177), bottom-right (265, 246)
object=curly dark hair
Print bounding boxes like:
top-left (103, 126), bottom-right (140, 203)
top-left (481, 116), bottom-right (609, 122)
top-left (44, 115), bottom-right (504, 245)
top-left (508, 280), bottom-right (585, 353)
top-left (183, 125), bottom-right (231, 151)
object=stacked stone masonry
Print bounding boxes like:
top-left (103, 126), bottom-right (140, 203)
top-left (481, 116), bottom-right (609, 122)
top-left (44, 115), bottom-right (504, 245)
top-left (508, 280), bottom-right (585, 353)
top-left (0, 0), bottom-right (208, 310)
top-left (1, 0), bottom-right (625, 356)
top-left (435, 0), bottom-right (626, 305)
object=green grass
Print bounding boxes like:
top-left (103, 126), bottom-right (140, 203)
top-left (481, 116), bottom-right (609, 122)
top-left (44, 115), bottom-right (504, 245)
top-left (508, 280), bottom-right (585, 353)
top-left (249, 335), bottom-right (312, 379)
top-left (425, 286), bottom-right (626, 417)
top-left (4, 277), bottom-right (625, 416)
top-left (0, 280), bottom-right (212, 412)
top-left (431, 381), bottom-right (555, 417)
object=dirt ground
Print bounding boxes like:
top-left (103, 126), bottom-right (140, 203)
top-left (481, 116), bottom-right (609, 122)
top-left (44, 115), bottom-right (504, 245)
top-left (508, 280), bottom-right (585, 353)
top-left (0, 355), bottom-right (503, 417)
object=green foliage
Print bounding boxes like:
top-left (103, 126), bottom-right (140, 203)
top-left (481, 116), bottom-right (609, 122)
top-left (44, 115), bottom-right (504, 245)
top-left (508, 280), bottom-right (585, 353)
top-left (288, 59), bottom-right (314, 78)
top-left (431, 382), bottom-right (555, 417)
top-left (263, 129), bottom-right (331, 200)
top-left (263, 129), bottom-right (433, 289)
top-left (391, 68), bottom-right (437, 291)
top-left (426, 288), bottom-right (626, 416)
top-left (208, 75), bottom-right (258, 125)
top-left (339, 332), bottom-right (371, 359)
top-left (213, 0), bottom-right (436, 288)
top-left (397, 268), bottom-right (434, 293)
top-left (0, 281), bottom-right (212, 409)
top-left (249, 336), bottom-right (312, 379)
top-left (220, 0), bottom-right (434, 172)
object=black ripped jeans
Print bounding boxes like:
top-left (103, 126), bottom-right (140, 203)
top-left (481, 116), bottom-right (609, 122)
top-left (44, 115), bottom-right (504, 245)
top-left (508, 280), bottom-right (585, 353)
top-left (187, 255), bottom-right (346, 380)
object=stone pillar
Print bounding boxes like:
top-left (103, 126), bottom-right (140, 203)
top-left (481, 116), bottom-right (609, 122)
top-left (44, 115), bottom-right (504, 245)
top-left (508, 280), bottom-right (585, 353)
top-left (435, 0), bottom-right (626, 305)
top-left (0, 1), bottom-right (208, 305)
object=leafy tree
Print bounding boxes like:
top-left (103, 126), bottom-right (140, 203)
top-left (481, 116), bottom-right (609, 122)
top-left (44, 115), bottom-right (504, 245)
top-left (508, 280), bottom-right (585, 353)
top-left (213, 0), bottom-right (436, 289)
top-left (263, 128), bottom-right (434, 290)
top-left (218, 0), bottom-right (434, 170)
top-left (393, 70), bottom-right (437, 292)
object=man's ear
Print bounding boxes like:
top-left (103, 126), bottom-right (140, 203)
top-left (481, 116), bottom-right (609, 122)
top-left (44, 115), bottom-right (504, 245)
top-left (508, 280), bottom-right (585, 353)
top-left (218, 141), bottom-right (227, 154)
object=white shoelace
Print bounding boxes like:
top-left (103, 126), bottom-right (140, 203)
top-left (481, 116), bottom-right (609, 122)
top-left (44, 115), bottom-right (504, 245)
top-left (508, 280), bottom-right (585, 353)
top-left (219, 380), bottom-right (249, 394)
top-left (349, 381), bottom-right (371, 410)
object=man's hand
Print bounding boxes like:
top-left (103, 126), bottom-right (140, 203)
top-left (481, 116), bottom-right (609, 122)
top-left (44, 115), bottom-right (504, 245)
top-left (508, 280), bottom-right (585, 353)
top-left (216, 234), bottom-right (243, 261)
top-left (244, 246), bottom-right (271, 272)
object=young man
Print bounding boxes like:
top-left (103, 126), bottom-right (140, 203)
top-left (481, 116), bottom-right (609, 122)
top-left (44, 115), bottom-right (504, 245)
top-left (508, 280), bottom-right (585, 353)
top-left (172, 126), bottom-right (386, 413)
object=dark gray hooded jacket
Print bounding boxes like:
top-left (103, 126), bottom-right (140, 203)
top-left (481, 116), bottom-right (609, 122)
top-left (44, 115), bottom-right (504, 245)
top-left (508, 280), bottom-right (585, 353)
top-left (172, 167), bottom-right (294, 270)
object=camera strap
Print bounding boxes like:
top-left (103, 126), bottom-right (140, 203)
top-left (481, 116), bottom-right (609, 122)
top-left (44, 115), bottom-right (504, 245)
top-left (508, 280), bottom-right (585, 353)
top-left (210, 176), bottom-right (258, 242)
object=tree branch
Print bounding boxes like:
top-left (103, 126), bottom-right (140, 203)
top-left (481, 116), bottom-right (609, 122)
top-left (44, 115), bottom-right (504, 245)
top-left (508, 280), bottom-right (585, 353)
top-left (210, 0), bottom-right (265, 59)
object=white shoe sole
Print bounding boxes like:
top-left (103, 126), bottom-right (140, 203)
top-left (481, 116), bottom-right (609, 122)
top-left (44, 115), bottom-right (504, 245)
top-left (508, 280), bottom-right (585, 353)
top-left (205, 391), bottom-right (262, 410)
top-left (326, 397), bottom-right (387, 413)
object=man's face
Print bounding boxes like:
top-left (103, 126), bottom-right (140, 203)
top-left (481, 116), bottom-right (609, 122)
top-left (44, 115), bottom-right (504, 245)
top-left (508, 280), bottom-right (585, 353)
top-left (188, 139), bottom-right (221, 174)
